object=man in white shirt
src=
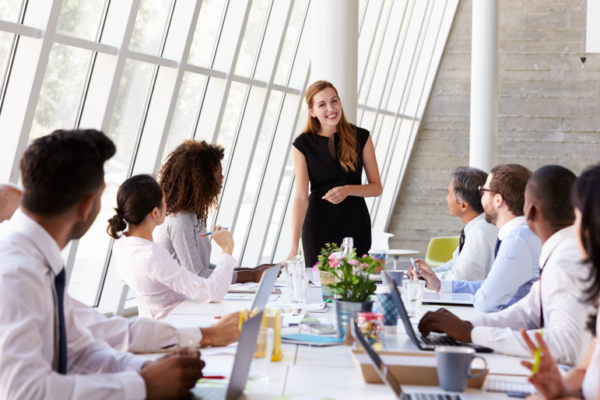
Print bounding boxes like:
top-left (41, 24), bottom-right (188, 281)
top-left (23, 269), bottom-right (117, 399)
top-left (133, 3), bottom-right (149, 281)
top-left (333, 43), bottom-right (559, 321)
top-left (417, 167), bottom-right (498, 281)
top-left (410, 164), bottom-right (542, 312)
top-left (0, 129), bottom-right (203, 399)
top-left (416, 165), bottom-right (591, 365)
top-left (0, 177), bottom-right (240, 353)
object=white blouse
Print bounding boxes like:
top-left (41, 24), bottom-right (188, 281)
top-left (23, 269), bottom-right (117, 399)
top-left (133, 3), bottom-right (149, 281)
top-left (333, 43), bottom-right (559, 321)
top-left (583, 311), bottom-right (600, 400)
top-left (113, 234), bottom-right (235, 320)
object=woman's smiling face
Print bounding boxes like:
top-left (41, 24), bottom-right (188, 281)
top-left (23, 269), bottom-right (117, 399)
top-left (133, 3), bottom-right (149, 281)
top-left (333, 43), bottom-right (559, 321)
top-left (309, 87), bottom-right (342, 131)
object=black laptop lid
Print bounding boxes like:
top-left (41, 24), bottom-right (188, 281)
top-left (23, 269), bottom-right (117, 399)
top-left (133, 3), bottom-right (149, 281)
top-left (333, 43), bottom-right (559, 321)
top-left (383, 271), bottom-right (421, 346)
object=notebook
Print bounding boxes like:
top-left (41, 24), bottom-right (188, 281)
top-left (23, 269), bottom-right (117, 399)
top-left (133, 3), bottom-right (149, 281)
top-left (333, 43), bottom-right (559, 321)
top-left (281, 334), bottom-right (344, 347)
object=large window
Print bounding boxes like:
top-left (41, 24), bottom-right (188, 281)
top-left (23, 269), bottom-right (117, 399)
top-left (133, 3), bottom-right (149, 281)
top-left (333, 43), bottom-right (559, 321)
top-left (0, 0), bottom-right (457, 313)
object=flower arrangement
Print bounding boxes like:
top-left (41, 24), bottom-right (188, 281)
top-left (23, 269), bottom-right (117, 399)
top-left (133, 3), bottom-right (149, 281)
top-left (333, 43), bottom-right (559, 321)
top-left (314, 243), bottom-right (379, 302)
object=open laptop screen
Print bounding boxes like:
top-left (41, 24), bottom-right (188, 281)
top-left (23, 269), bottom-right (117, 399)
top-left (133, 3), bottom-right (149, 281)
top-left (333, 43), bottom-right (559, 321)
top-left (383, 271), bottom-right (421, 345)
top-left (250, 265), bottom-right (280, 312)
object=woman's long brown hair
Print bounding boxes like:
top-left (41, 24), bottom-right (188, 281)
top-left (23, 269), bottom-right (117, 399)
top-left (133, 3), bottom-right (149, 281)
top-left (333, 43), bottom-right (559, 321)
top-left (302, 80), bottom-right (358, 172)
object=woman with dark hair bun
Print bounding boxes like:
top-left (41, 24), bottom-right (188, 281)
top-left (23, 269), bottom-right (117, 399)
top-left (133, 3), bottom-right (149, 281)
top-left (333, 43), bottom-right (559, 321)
top-left (517, 164), bottom-right (600, 400)
top-left (108, 174), bottom-right (235, 320)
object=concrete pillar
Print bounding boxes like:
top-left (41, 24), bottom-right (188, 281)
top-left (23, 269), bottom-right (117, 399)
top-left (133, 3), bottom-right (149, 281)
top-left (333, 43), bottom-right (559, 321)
top-left (311, 0), bottom-right (359, 124)
top-left (469, 0), bottom-right (499, 172)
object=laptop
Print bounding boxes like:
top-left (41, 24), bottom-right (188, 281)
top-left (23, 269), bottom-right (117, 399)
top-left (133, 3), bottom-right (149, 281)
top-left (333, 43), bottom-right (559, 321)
top-left (383, 271), bottom-right (492, 353)
top-left (352, 321), bottom-right (463, 400)
top-left (194, 311), bottom-right (264, 400)
top-left (250, 264), bottom-right (281, 312)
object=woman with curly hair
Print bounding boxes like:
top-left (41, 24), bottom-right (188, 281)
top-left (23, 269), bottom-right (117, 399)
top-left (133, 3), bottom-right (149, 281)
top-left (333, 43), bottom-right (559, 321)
top-left (154, 140), bottom-right (271, 283)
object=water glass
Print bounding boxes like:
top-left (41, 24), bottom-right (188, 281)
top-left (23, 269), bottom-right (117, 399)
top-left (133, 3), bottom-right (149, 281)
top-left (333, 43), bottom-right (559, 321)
top-left (402, 279), bottom-right (425, 318)
top-left (249, 327), bottom-right (275, 381)
top-left (286, 258), bottom-right (309, 304)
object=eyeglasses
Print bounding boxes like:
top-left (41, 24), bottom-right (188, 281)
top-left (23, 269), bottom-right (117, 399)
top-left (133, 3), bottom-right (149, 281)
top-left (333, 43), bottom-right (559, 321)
top-left (478, 186), bottom-right (495, 196)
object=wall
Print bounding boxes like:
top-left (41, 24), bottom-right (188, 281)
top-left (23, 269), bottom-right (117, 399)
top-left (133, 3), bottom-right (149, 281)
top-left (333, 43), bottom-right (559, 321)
top-left (388, 0), bottom-right (600, 253)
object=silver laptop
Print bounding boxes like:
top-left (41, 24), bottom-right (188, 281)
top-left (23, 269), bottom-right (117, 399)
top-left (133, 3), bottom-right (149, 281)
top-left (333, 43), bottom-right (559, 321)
top-left (352, 321), bottom-right (463, 400)
top-left (193, 311), bottom-right (264, 400)
top-left (383, 271), bottom-right (492, 353)
top-left (250, 264), bottom-right (281, 312)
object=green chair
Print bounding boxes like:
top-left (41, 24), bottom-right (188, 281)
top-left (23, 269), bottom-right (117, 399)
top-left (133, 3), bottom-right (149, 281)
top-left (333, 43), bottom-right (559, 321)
top-left (425, 236), bottom-right (460, 268)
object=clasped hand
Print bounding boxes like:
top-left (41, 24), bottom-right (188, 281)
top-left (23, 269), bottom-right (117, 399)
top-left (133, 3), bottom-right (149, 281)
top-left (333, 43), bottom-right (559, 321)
top-left (322, 186), bottom-right (349, 204)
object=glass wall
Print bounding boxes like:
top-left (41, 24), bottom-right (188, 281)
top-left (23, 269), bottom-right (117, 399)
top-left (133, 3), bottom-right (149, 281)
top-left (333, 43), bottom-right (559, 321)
top-left (0, 0), bottom-right (458, 312)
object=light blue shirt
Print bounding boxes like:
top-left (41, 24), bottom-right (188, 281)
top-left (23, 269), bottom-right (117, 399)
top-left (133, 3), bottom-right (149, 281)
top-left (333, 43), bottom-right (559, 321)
top-left (439, 218), bottom-right (541, 312)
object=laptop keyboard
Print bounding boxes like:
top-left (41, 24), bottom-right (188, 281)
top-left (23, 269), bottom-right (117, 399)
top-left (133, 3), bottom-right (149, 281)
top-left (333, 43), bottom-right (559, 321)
top-left (419, 334), bottom-right (457, 346)
top-left (404, 394), bottom-right (462, 400)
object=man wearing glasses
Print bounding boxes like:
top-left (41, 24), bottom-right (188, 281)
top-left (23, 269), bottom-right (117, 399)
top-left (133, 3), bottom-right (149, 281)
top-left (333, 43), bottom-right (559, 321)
top-left (409, 164), bottom-right (542, 312)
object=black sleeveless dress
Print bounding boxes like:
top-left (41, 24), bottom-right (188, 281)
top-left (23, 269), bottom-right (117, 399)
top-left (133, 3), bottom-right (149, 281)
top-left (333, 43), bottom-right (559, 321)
top-left (292, 126), bottom-right (372, 268)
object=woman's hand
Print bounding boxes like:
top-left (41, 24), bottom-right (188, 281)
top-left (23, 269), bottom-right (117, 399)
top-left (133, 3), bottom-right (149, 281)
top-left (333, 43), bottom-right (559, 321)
top-left (323, 186), bottom-right (349, 204)
top-left (211, 226), bottom-right (234, 255)
top-left (519, 329), bottom-right (567, 399)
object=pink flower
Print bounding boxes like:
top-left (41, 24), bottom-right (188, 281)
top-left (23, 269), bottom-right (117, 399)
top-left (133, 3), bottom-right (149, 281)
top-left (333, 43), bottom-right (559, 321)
top-left (339, 256), bottom-right (346, 260)
top-left (362, 254), bottom-right (368, 258)
top-left (329, 258), bottom-right (339, 268)
top-left (348, 259), bottom-right (359, 266)
top-left (328, 253), bottom-right (337, 260)
top-left (313, 262), bottom-right (320, 269)
top-left (360, 263), bottom-right (369, 269)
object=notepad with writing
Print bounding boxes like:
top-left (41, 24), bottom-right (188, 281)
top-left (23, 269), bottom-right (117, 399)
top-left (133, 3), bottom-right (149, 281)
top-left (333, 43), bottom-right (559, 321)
top-left (281, 334), bottom-right (344, 347)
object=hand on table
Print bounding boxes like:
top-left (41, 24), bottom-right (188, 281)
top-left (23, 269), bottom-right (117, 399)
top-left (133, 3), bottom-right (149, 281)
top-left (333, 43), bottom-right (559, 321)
top-left (140, 347), bottom-right (204, 400)
top-left (200, 312), bottom-right (240, 347)
top-left (211, 225), bottom-right (234, 255)
top-left (519, 329), bottom-right (567, 399)
top-left (417, 308), bottom-right (473, 343)
top-left (407, 259), bottom-right (441, 291)
top-left (322, 186), bottom-right (349, 204)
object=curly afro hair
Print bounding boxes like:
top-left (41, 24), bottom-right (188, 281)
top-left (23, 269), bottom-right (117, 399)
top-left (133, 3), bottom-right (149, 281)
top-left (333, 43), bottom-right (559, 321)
top-left (158, 140), bottom-right (224, 223)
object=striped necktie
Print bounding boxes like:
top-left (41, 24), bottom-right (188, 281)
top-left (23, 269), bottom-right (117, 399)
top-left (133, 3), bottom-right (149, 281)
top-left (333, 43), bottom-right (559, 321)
top-left (458, 228), bottom-right (466, 254)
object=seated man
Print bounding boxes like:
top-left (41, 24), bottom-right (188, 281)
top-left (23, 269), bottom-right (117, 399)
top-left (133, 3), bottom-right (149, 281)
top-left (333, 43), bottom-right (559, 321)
top-left (418, 167), bottom-right (498, 281)
top-left (0, 169), bottom-right (239, 353)
top-left (417, 165), bottom-right (591, 365)
top-left (0, 129), bottom-right (203, 399)
top-left (410, 164), bottom-right (542, 312)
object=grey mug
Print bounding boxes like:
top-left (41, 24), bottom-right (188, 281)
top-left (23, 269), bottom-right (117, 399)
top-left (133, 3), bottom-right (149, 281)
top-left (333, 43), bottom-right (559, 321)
top-left (435, 346), bottom-right (487, 392)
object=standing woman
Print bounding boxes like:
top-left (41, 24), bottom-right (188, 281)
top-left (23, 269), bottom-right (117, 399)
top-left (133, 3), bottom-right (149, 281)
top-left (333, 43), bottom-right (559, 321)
top-left (286, 81), bottom-right (382, 267)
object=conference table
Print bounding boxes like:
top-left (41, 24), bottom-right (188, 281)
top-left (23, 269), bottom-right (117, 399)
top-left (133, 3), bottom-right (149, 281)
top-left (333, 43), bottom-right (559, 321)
top-left (161, 279), bottom-right (535, 399)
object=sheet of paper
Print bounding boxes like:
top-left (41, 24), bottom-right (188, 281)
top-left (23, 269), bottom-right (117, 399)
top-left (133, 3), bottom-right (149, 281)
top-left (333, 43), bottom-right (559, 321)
top-left (199, 343), bottom-right (238, 356)
top-left (224, 293), bottom-right (280, 301)
top-left (282, 313), bottom-right (306, 327)
top-left (422, 292), bottom-right (473, 303)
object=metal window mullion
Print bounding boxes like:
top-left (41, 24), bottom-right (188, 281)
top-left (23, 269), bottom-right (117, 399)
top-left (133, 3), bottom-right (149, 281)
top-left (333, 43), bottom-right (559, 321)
top-left (151, 0), bottom-right (205, 176)
top-left (94, 0), bottom-right (177, 307)
top-left (283, 0), bottom-right (309, 87)
top-left (209, 0), bottom-right (231, 69)
top-left (237, 0), bottom-right (295, 264)
top-left (0, 0), bottom-right (28, 112)
top-left (363, 0), bottom-right (409, 143)
top-left (208, 0), bottom-right (254, 145)
top-left (357, 0), bottom-right (385, 102)
top-left (266, 66), bottom-right (310, 263)
top-left (249, 0), bottom-right (275, 79)
top-left (372, 0), bottom-right (435, 228)
top-left (6, 0), bottom-right (64, 185)
top-left (386, 0), bottom-right (451, 230)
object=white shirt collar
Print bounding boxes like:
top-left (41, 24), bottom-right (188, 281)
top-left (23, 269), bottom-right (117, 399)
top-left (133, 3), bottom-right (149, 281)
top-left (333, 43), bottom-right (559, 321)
top-left (498, 215), bottom-right (527, 240)
top-left (539, 226), bottom-right (575, 269)
top-left (10, 208), bottom-right (64, 275)
top-left (464, 213), bottom-right (486, 235)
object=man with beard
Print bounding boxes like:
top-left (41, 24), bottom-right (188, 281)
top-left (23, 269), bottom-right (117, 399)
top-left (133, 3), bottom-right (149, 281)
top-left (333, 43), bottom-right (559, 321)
top-left (409, 164), bottom-right (542, 312)
top-left (414, 166), bottom-right (590, 365)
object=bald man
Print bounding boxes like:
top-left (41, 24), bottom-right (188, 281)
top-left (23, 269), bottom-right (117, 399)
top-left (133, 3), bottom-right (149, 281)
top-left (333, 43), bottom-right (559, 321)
top-left (417, 165), bottom-right (591, 365)
top-left (0, 184), bottom-right (239, 353)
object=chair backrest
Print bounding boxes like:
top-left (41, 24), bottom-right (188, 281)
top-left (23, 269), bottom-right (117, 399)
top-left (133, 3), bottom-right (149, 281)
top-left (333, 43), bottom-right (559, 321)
top-left (371, 229), bottom-right (395, 251)
top-left (425, 236), bottom-right (460, 267)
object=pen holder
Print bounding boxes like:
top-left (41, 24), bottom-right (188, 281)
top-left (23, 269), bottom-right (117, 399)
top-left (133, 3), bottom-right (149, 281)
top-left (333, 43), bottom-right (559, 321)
top-left (265, 308), bottom-right (283, 361)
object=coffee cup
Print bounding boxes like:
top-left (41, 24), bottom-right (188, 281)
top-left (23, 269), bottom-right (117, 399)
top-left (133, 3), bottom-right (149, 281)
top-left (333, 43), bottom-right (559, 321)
top-left (435, 346), bottom-right (487, 392)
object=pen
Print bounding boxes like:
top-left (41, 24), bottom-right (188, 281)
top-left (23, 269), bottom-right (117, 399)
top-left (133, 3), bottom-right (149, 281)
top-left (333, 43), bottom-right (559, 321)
top-left (202, 376), bottom-right (226, 380)
top-left (532, 328), bottom-right (544, 374)
top-left (410, 258), bottom-right (425, 281)
top-left (200, 228), bottom-right (229, 237)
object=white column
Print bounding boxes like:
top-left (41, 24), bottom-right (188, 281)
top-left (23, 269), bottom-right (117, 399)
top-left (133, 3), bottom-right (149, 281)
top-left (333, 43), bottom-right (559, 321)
top-left (469, 0), bottom-right (499, 173)
top-left (587, 0), bottom-right (600, 53)
top-left (311, 0), bottom-right (359, 124)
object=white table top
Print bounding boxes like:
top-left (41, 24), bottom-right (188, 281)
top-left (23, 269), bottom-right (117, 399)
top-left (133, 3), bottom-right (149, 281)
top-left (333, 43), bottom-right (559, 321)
top-left (386, 249), bottom-right (421, 256)
top-left (161, 279), bottom-right (533, 399)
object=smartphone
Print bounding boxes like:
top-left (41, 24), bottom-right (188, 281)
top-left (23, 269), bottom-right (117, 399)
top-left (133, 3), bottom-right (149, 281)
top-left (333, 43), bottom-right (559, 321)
top-left (410, 258), bottom-right (425, 281)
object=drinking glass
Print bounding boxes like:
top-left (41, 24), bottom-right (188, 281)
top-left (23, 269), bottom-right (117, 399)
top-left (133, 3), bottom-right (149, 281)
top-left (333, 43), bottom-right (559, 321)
top-left (402, 279), bottom-right (425, 318)
top-left (285, 257), bottom-right (309, 304)
top-left (249, 327), bottom-right (275, 381)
